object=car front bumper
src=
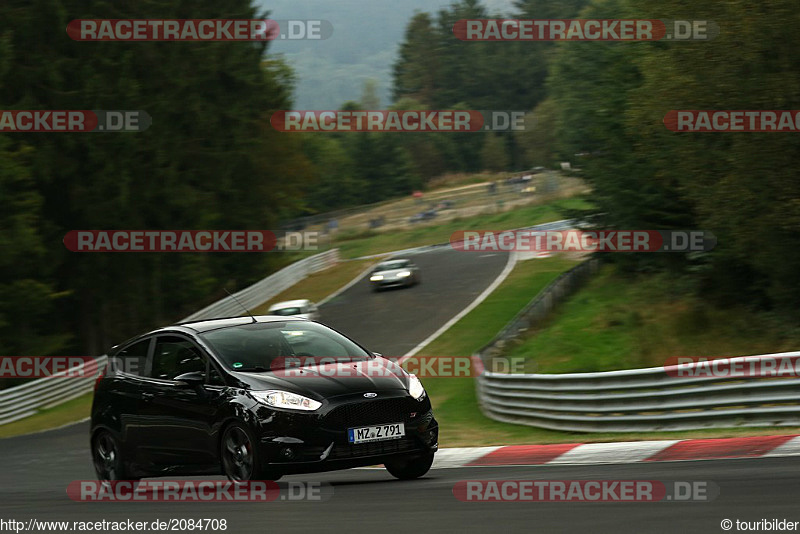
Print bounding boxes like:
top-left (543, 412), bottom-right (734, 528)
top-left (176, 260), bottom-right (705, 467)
top-left (371, 277), bottom-right (413, 288)
top-left (252, 391), bottom-right (438, 473)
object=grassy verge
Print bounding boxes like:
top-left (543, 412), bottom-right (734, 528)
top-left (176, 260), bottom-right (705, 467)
top-left (408, 259), bottom-right (800, 447)
top-left (0, 392), bottom-right (93, 439)
top-left (508, 264), bottom-right (800, 374)
top-left (411, 256), bottom-right (580, 447)
top-left (334, 197), bottom-right (588, 259)
top-left (250, 259), bottom-right (374, 314)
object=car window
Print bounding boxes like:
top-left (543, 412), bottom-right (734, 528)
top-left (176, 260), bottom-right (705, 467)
top-left (200, 321), bottom-right (370, 371)
top-left (112, 338), bottom-right (150, 376)
top-left (378, 260), bottom-right (409, 270)
top-left (271, 306), bottom-right (303, 316)
top-left (150, 336), bottom-right (207, 381)
top-left (283, 328), bottom-right (353, 358)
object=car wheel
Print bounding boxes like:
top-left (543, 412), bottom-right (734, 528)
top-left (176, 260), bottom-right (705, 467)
top-left (384, 453), bottom-right (434, 480)
top-left (221, 422), bottom-right (281, 482)
top-left (92, 430), bottom-right (135, 482)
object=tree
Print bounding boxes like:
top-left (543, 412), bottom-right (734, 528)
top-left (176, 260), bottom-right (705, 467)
top-left (515, 98), bottom-right (558, 167)
top-left (481, 133), bottom-right (509, 171)
top-left (0, 0), bottom-right (312, 354)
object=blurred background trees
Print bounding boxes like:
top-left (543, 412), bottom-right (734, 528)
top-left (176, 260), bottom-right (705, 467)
top-left (1, 0), bottom-right (799, 357)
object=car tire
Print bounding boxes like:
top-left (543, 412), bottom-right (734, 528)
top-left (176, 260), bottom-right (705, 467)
top-left (221, 422), bottom-right (281, 482)
top-left (92, 430), bottom-right (137, 482)
top-left (384, 453), bottom-right (434, 480)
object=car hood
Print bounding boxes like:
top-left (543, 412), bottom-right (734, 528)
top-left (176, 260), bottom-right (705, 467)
top-left (230, 357), bottom-right (409, 400)
top-left (374, 268), bottom-right (409, 277)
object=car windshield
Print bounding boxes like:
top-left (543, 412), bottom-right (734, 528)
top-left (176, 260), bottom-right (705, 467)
top-left (199, 321), bottom-right (371, 372)
top-left (270, 307), bottom-right (304, 316)
top-left (378, 260), bottom-right (409, 271)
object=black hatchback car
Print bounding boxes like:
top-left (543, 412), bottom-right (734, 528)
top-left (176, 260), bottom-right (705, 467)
top-left (91, 316), bottom-right (438, 482)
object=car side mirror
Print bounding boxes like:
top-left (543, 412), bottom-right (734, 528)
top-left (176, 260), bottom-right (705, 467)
top-left (174, 371), bottom-right (205, 387)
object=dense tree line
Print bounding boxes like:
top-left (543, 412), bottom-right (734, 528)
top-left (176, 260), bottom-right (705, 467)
top-left (0, 0), bottom-right (312, 356)
top-left (3, 0), bottom-right (799, 362)
top-left (547, 0), bottom-right (800, 313)
top-left (393, 0), bottom-right (800, 314)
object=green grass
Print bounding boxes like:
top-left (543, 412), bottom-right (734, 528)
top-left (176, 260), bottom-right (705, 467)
top-left (334, 197), bottom-right (589, 259)
top-left (0, 392), bottom-right (93, 439)
top-left (507, 264), bottom-right (800, 374)
top-left (407, 259), bottom-right (800, 447)
top-left (411, 256), bottom-right (581, 447)
top-left (251, 259), bottom-right (374, 314)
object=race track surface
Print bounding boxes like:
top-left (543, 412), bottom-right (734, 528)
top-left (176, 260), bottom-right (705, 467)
top-left (2, 245), bottom-right (797, 533)
top-left (319, 247), bottom-right (509, 357)
top-left (1, 422), bottom-right (798, 533)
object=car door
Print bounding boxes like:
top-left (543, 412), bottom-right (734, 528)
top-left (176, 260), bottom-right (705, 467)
top-left (105, 336), bottom-right (154, 461)
top-left (136, 334), bottom-right (227, 467)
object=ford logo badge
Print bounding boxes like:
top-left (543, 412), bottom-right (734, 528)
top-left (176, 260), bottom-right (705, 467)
top-left (363, 392), bottom-right (378, 398)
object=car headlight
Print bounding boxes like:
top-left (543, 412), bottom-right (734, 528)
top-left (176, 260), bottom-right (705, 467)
top-left (370, 274), bottom-right (384, 281)
top-left (251, 390), bottom-right (322, 411)
top-left (408, 374), bottom-right (426, 400)
top-left (396, 271), bottom-right (412, 278)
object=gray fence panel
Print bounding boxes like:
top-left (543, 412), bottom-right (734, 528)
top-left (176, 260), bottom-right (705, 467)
top-left (474, 259), bottom-right (800, 432)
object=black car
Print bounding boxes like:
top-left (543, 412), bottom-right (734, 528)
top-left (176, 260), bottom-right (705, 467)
top-left (91, 316), bottom-right (438, 482)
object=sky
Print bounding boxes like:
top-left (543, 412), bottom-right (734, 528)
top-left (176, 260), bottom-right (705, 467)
top-left (256, 0), bottom-right (518, 109)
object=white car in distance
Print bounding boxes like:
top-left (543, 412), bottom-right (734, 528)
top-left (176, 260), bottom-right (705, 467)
top-left (267, 299), bottom-right (320, 321)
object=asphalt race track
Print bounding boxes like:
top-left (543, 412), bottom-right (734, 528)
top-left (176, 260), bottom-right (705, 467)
top-left (2, 245), bottom-right (798, 533)
top-left (1, 421), bottom-right (799, 533)
top-left (319, 246), bottom-right (510, 357)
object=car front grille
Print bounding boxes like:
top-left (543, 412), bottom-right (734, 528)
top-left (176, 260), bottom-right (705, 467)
top-left (328, 438), bottom-right (421, 459)
top-left (323, 398), bottom-right (414, 429)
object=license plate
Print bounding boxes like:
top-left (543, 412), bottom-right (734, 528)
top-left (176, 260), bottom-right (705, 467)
top-left (347, 423), bottom-right (405, 444)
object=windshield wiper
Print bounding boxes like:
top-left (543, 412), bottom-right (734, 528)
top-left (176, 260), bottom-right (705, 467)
top-left (234, 366), bottom-right (270, 373)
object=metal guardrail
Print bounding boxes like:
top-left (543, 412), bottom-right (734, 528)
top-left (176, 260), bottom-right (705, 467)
top-left (181, 249), bottom-right (340, 322)
top-left (0, 249), bottom-right (341, 426)
top-left (0, 356), bottom-right (107, 426)
top-left (475, 260), bottom-right (800, 432)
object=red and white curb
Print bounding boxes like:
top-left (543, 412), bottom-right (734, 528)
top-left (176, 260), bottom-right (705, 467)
top-left (430, 435), bottom-right (800, 469)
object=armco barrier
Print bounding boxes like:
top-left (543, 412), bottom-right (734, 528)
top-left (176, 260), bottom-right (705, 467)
top-left (0, 356), bottom-right (107, 426)
top-left (181, 249), bottom-right (339, 322)
top-left (475, 260), bottom-right (800, 432)
top-left (0, 249), bottom-right (340, 425)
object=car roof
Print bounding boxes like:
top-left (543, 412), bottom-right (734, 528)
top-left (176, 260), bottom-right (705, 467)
top-left (110, 315), bottom-right (309, 352)
top-left (175, 315), bottom-right (306, 333)
top-left (268, 299), bottom-right (311, 310)
top-left (109, 315), bottom-right (308, 352)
